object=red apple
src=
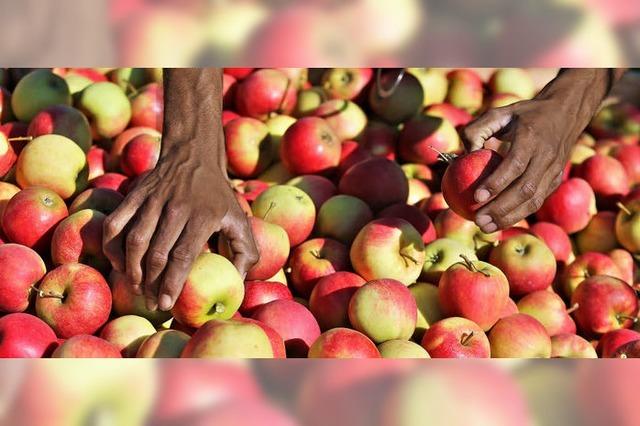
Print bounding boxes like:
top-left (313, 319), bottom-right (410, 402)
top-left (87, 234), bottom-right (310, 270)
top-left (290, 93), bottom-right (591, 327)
top-left (309, 271), bottom-right (366, 331)
top-left (237, 317), bottom-right (286, 359)
top-left (550, 333), bottom-right (597, 358)
top-left (613, 144), bottom-right (640, 185)
top-left (130, 83), bottom-right (163, 131)
top-left (224, 117), bottom-right (273, 179)
top-left (339, 157), bottom-right (408, 211)
top-left (286, 174), bottom-right (337, 210)
top-left (239, 281), bottom-right (292, 317)
top-left (225, 68), bottom-right (254, 80)
top-left (235, 69), bottom-right (297, 120)
top-left (378, 203), bottom-right (437, 244)
top-left (574, 154), bottom-right (629, 208)
top-left (597, 329), bottom-right (640, 358)
top-left (0, 313), bottom-right (56, 357)
top-left (536, 178), bottom-right (597, 234)
top-left (489, 313), bottom-right (552, 358)
top-left (222, 73), bottom-right (237, 108)
top-left (289, 238), bottom-right (350, 298)
top-left (321, 68), bottom-right (373, 100)
top-left (308, 328), bottom-right (380, 359)
top-left (0, 244), bottom-right (46, 313)
top-left (27, 104), bottom-right (92, 152)
top-left (86, 146), bottom-right (108, 180)
top-left (576, 211), bottom-right (619, 254)
top-left (561, 252), bottom-right (623, 298)
top-left (398, 115), bottom-right (461, 165)
top-left (368, 71), bottom-right (423, 125)
top-left (68, 188), bottom-right (124, 215)
top-left (609, 248), bottom-right (635, 285)
top-left (109, 126), bottom-right (160, 169)
top-left (446, 69), bottom-right (484, 114)
top-left (280, 117), bottom-right (341, 176)
top-left (233, 179), bottom-right (270, 203)
top-left (424, 103), bottom-right (473, 128)
top-left (51, 334), bottom-right (121, 358)
top-left (316, 195), bottom-right (373, 245)
top-left (110, 270), bottom-right (172, 326)
top-left (418, 192), bottom-right (449, 220)
top-left (338, 140), bottom-right (373, 176)
top-left (120, 133), bottom-right (160, 177)
top-left (89, 172), bottom-right (130, 194)
top-left (313, 100), bottom-right (367, 141)
top-left (181, 319), bottom-right (274, 358)
top-left (50, 209), bottom-right (108, 272)
top-left (517, 290), bottom-right (577, 336)
top-left (529, 221), bottom-right (573, 263)
top-left (222, 110), bottom-right (240, 125)
top-left (136, 329), bottom-right (191, 358)
top-left (99, 315), bottom-right (157, 357)
top-left (613, 340), bottom-right (640, 358)
top-left (358, 120), bottom-right (397, 160)
top-left (421, 317), bottom-right (490, 358)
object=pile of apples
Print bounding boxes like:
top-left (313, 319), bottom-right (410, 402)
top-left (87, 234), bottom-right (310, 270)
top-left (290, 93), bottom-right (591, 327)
top-left (1, 67), bottom-right (640, 359)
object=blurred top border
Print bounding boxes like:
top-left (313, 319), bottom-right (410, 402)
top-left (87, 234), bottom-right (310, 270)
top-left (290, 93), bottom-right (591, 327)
top-left (1, 0), bottom-right (639, 67)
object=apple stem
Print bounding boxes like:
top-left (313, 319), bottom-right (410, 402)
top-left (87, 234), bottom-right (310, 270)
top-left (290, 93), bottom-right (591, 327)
top-left (30, 285), bottom-right (64, 300)
top-left (7, 136), bottom-right (33, 142)
top-left (126, 81), bottom-right (139, 98)
top-left (310, 250), bottom-right (323, 260)
top-left (428, 146), bottom-right (457, 163)
top-left (262, 202), bottom-right (276, 221)
top-left (616, 314), bottom-right (638, 324)
top-left (566, 303), bottom-right (579, 315)
top-left (276, 77), bottom-right (293, 114)
top-left (400, 252), bottom-right (419, 266)
top-left (459, 254), bottom-right (490, 277)
top-left (617, 202), bottom-right (632, 216)
top-left (460, 331), bottom-right (474, 346)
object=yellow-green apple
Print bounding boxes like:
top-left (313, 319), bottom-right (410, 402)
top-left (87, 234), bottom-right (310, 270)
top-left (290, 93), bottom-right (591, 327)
top-left (99, 315), bottom-right (156, 357)
top-left (280, 116), bottom-right (341, 176)
top-left (537, 178), bottom-right (597, 234)
top-left (64, 73), bottom-right (93, 96)
top-left (77, 82), bottom-right (132, 139)
top-left (0, 313), bottom-right (57, 357)
top-left (0, 181), bottom-right (19, 219)
top-left (407, 68), bottom-right (448, 107)
top-left (109, 126), bottom-right (160, 169)
top-left (251, 299), bottom-right (320, 357)
top-left (316, 194), bottom-right (373, 244)
top-left (368, 71), bottom-right (423, 125)
top-left (313, 100), bottom-right (367, 141)
top-left (108, 68), bottom-right (150, 92)
top-left (351, 217), bottom-right (425, 285)
top-left (51, 334), bottom-right (121, 358)
top-left (561, 252), bottom-right (623, 297)
top-left (50, 209), bottom-right (108, 272)
top-left (486, 93), bottom-right (523, 109)
top-left (529, 221), bottom-right (574, 264)
top-left (219, 216), bottom-right (289, 281)
top-left (257, 161), bottom-right (294, 185)
top-left (420, 238), bottom-right (477, 283)
top-left (419, 192), bottom-right (449, 220)
top-left (0, 86), bottom-right (13, 122)
top-left (136, 329), bottom-right (191, 358)
top-left (238, 317), bottom-right (287, 359)
top-left (181, 319), bottom-right (274, 358)
top-left (441, 149), bottom-right (502, 220)
top-left (252, 185), bottom-right (316, 246)
top-left (0, 131), bottom-right (16, 176)
top-left (1, 187), bottom-right (68, 251)
top-left (278, 68), bottom-right (308, 90)
top-left (378, 203), bottom-right (437, 244)
top-left (574, 154), bottom-right (630, 209)
top-left (130, 83), bottom-right (163, 131)
top-left (110, 270), bottom-right (172, 326)
top-left (410, 282), bottom-right (444, 340)
top-left (69, 188), bottom-right (124, 215)
top-left (89, 172), bottom-right (130, 194)
top-left (288, 238), bottom-right (350, 298)
top-left (265, 114), bottom-right (296, 154)
top-left (378, 339), bottom-right (430, 359)
top-left (434, 208), bottom-right (500, 255)
top-left (120, 133), bottom-right (161, 177)
top-left (398, 115), bottom-right (461, 165)
top-left (338, 140), bottom-right (373, 176)
top-left (439, 256), bottom-right (510, 330)
top-left (86, 146), bottom-right (108, 180)
top-left (309, 271), bottom-right (366, 331)
top-left (27, 105), bottom-right (92, 152)
top-left (16, 134), bottom-right (88, 199)
top-left (576, 211), bottom-right (619, 253)
top-left (570, 144), bottom-right (596, 165)
top-left (358, 120), bottom-right (398, 160)
top-left (421, 317), bottom-right (490, 358)
top-left (11, 70), bottom-right (71, 122)
top-left (424, 102), bottom-right (474, 129)
top-left (596, 329), bottom-right (640, 358)
top-left (517, 290), bottom-right (577, 336)
top-left (550, 333), bottom-right (597, 358)
top-left (339, 157), bottom-right (409, 211)
top-left (446, 69), bottom-right (484, 114)
top-left (613, 340), bottom-right (640, 358)
top-left (286, 174), bottom-right (337, 210)
top-left (613, 144), bottom-right (640, 186)
top-left (224, 117), bottom-right (273, 179)
top-left (489, 313), bottom-right (552, 358)
top-left (609, 248), bottom-right (635, 285)
top-left (239, 281), bottom-right (292, 317)
top-left (171, 253), bottom-right (245, 328)
top-left (308, 328), bottom-right (380, 359)
top-left (402, 163), bottom-right (434, 185)
top-left (488, 68), bottom-right (536, 99)
top-left (35, 263), bottom-right (111, 338)
top-left (235, 69), bottom-right (297, 120)
top-left (0, 244), bottom-right (46, 312)
top-left (615, 199), bottom-right (640, 253)
top-left (571, 275), bottom-right (638, 335)
top-left (489, 234), bottom-right (557, 297)
top-left (321, 68), bottom-right (372, 101)
top-left (407, 178), bottom-right (431, 205)
top-left (294, 87), bottom-right (327, 117)
top-left (348, 279), bottom-right (417, 343)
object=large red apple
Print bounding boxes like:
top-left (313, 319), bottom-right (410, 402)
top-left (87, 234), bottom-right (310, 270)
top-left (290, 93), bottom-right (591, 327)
top-left (109, 126), bottom-right (160, 169)
top-left (119, 133), bottom-right (160, 177)
top-left (50, 209), bottom-right (108, 273)
top-left (0, 244), bottom-right (46, 313)
top-left (309, 271), bottom-right (366, 331)
top-left (235, 69), bottom-right (297, 120)
top-left (239, 281), bottom-right (293, 316)
top-left (529, 221), bottom-right (573, 263)
top-left (280, 117), bottom-right (341, 176)
top-left (516, 290), bottom-right (577, 336)
top-left (224, 117), bottom-right (273, 179)
top-left (51, 334), bottom-right (122, 358)
top-left (536, 178), bottom-right (597, 234)
top-left (597, 329), bottom-right (640, 358)
top-left (378, 203), bottom-right (437, 244)
top-left (421, 317), bottom-right (490, 358)
top-left (286, 174), bottom-right (337, 210)
top-left (130, 83), bottom-right (163, 131)
top-left (288, 238), bottom-right (350, 298)
top-left (574, 154), bottom-right (629, 208)
top-left (489, 313), bottom-right (552, 358)
top-left (316, 195), bottom-right (373, 244)
top-left (99, 315), bottom-right (157, 357)
top-left (398, 115), bottom-right (461, 165)
top-left (308, 328), bottom-right (380, 359)
top-left (561, 252), bottom-right (623, 297)
top-left (181, 319), bottom-right (274, 358)
top-left (27, 104), bottom-right (92, 152)
top-left (0, 313), bottom-right (57, 358)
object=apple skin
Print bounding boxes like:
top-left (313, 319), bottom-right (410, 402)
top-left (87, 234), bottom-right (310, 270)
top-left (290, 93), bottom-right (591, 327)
top-left (258, 161), bottom-right (295, 185)
top-left (136, 329), bottom-right (191, 358)
top-left (77, 82), bottom-right (132, 139)
top-left (378, 339), bottom-right (430, 359)
top-left (130, 83), bottom-right (163, 131)
top-left (490, 234), bottom-right (557, 297)
top-left (613, 339), bottom-right (640, 358)
top-left (316, 195), bottom-right (373, 245)
top-left (224, 117), bottom-right (273, 179)
top-left (294, 87), bottom-right (327, 117)
top-left (446, 69), bottom-right (484, 114)
top-left (419, 192), bottom-right (449, 220)
top-left (420, 238), bottom-right (477, 283)
top-left (11, 69), bottom-right (71, 122)
top-left (0, 181), bottom-right (20, 219)
top-left (517, 290), bottom-right (577, 337)
top-left (313, 99), bottom-right (367, 141)
top-left (358, 120), bottom-right (398, 160)
top-left (398, 115), bottom-right (461, 166)
top-left (238, 317), bottom-right (287, 359)
top-left (574, 154), bottom-right (630, 208)
top-left (280, 116), bottom-right (341, 176)
top-left (0, 86), bottom-right (13, 123)
top-left (339, 157), bottom-right (409, 212)
top-left (222, 110), bottom-right (240, 125)
top-left (489, 313), bottom-right (552, 358)
top-left (225, 68), bottom-right (255, 80)
top-left (348, 279), bottom-right (417, 343)
top-left (439, 258), bottom-right (510, 331)
top-left (309, 271), bottom-right (366, 331)
top-left (536, 178), bottom-right (597, 234)
top-left (571, 275), bottom-right (639, 336)
top-left (89, 172), bottom-right (130, 194)
top-left (86, 146), bottom-right (108, 180)
top-left (368, 71), bottom-right (423, 125)
top-left (0, 313), bottom-right (58, 358)
top-left (181, 319), bottom-right (274, 358)
top-left (321, 68), bottom-right (373, 101)
top-left (50, 209), bottom-right (108, 273)
top-left (286, 174), bottom-right (337, 210)
top-left (109, 126), bottom-right (160, 169)
top-left (308, 328), bottom-right (380, 359)
top-left (99, 315), bottom-right (157, 357)
top-left (52, 334), bottom-right (121, 358)
top-left (576, 211), bottom-right (619, 254)
top-left (338, 140), bottom-right (373, 176)
top-left (171, 253), bottom-right (245, 329)
top-left (421, 317), bottom-right (490, 358)
top-left (120, 133), bottom-right (161, 177)
top-left (410, 282), bottom-right (445, 340)
top-left (615, 199), bottom-right (640, 254)
top-left (2, 186), bottom-right (69, 252)
top-left (529, 221), bottom-right (574, 264)
top-left (265, 114), bottom-right (296, 155)
top-left (110, 270), bottom-right (172, 326)
top-left (378, 203), bottom-right (437, 245)
top-left (424, 103), bottom-right (473, 128)
top-left (251, 184), bottom-right (316, 246)
top-left (609, 248), bottom-right (635, 285)
top-left (251, 299), bottom-right (320, 357)
top-left (235, 69), bottom-right (297, 120)
top-left (408, 68), bottom-right (448, 107)
top-left (16, 134), bottom-right (88, 199)
top-left (27, 104), bottom-right (92, 153)
top-left (69, 188), bottom-right (124, 215)
top-left (35, 263), bottom-right (112, 339)
top-left (351, 217), bottom-right (425, 285)
top-left (613, 144), bottom-right (640, 185)
top-left (289, 238), bottom-right (350, 298)
top-left (239, 281), bottom-right (293, 317)
top-left (561, 252), bottom-right (623, 298)
top-left (597, 329), bottom-right (640, 358)
top-left (550, 333), bottom-right (597, 358)
top-left (434, 208), bottom-right (500, 256)
top-left (488, 68), bottom-right (536, 99)
top-left (0, 244), bottom-right (46, 313)
top-left (442, 149), bottom-right (502, 220)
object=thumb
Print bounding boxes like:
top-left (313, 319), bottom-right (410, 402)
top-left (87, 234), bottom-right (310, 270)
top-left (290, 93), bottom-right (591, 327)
top-left (461, 106), bottom-right (514, 152)
top-left (221, 214), bottom-right (259, 279)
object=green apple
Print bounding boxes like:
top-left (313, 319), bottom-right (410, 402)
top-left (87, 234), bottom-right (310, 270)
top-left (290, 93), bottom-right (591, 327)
top-left (11, 69), bottom-right (71, 122)
top-left (378, 339), bottom-right (430, 359)
top-left (78, 82), bottom-right (132, 139)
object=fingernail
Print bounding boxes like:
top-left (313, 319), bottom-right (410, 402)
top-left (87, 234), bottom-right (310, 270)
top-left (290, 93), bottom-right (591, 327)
top-left (476, 215), bottom-right (492, 226)
top-left (475, 189), bottom-right (491, 203)
top-left (482, 223), bottom-right (498, 233)
top-left (158, 294), bottom-right (173, 311)
top-left (146, 298), bottom-right (158, 312)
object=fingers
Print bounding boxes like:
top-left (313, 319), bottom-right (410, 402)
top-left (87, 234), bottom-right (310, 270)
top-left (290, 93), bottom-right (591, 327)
top-left (462, 107), bottom-right (514, 152)
top-left (103, 191), bottom-right (146, 274)
top-left (221, 212), bottom-right (259, 279)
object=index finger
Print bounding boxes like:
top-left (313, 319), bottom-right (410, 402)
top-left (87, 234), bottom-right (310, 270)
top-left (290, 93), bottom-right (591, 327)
top-left (462, 106), bottom-right (514, 152)
top-left (221, 213), bottom-right (259, 279)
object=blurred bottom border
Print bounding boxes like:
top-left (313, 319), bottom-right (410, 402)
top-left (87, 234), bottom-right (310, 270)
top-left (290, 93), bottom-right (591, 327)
top-left (0, 359), bottom-right (638, 426)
